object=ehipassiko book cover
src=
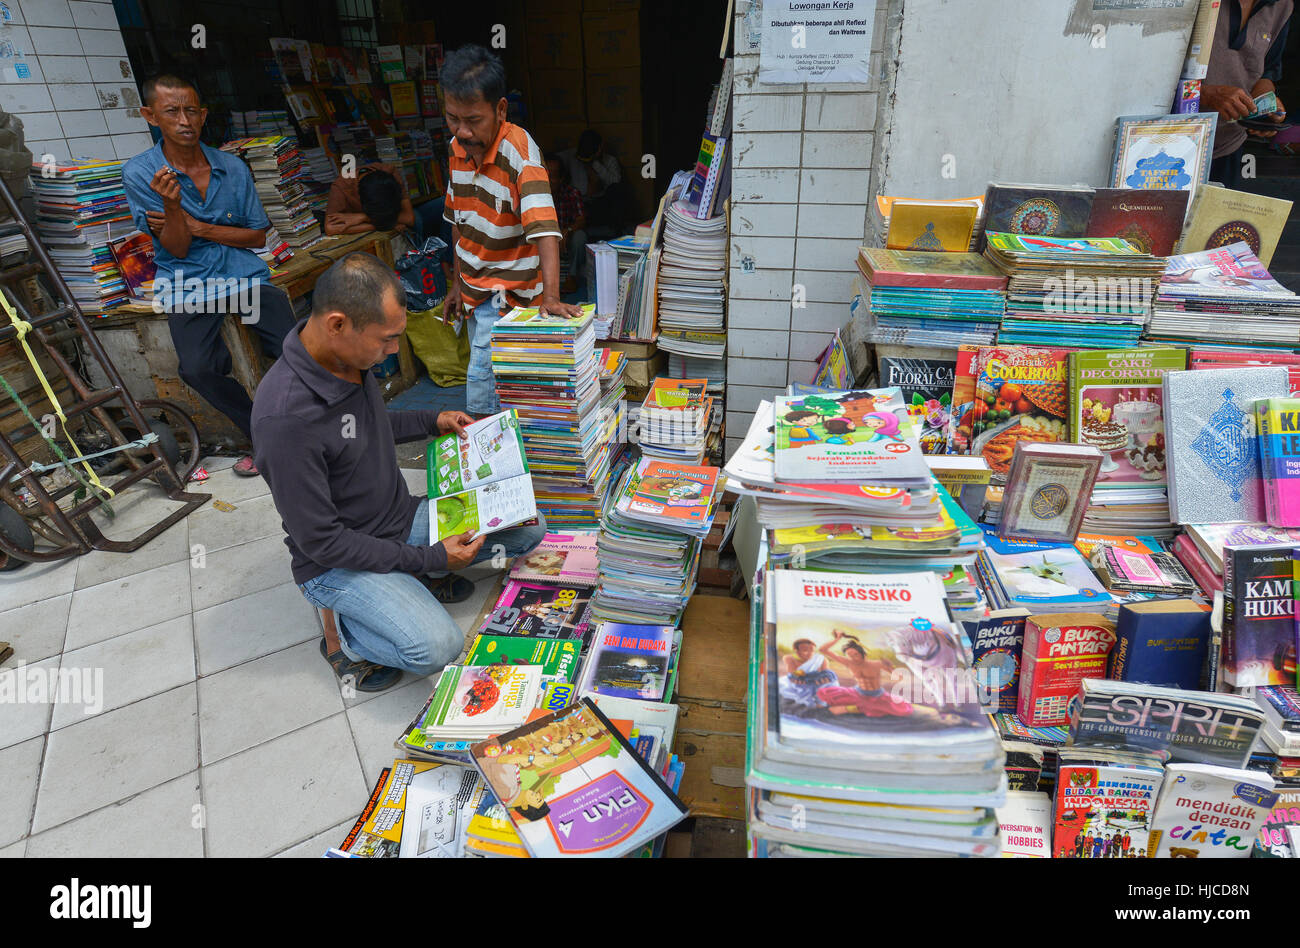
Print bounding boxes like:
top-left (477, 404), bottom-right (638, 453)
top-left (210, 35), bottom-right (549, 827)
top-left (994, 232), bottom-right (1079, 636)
top-left (1255, 398), bottom-right (1300, 527)
top-left (772, 387), bottom-right (929, 484)
top-left (470, 699), bottom-right (688, 858)
top-left (769, 570), bottom-right (992, 748)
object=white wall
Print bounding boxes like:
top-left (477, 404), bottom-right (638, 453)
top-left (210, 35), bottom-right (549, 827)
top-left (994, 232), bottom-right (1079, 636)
top-left (869, 0), bottom-right (1198, 242)
top-left (0, 0), bottom-right (153, 163)
top-left (725, 0), bottom-right (889, 457)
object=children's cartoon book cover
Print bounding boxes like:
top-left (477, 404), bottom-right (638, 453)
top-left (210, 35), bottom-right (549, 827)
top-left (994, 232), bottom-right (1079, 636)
top-left (772, 388), bottom-right (929, 483)
top-left (618, 458), bottom-right (719, 525)
top-left (470, 699), bottom-right (688, 857)
top-left (480, 581), bottom-right (594, 644)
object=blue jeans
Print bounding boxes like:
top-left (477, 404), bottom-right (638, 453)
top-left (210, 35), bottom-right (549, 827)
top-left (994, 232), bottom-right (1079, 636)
top-left (466, 297), bottom-right (502, 415)
top-left (298, 499), bottom-right (546, 675)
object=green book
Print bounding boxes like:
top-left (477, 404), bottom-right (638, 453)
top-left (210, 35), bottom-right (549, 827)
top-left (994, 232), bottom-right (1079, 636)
top-left (465, 634), bottom-right (582, 683)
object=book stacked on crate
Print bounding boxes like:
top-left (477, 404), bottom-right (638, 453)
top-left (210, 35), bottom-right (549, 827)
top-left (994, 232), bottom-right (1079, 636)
top-left (982, 233), bottom-right (1164, 348)
top-left (592, 456), bottom-right (721, 626)
top-left (1147, 242), bottom-right (1300, 347)
top-left (746, 569), bottom-right (1006, 857)
top-left (637, 377), bottom-right (715, 465)
top-left (857, 248), bottom-right (1006, 348)
top-left (490, 304), bottom-right (619, 527)
top-left (28, 159), bottom-right (133, 315)
top-left (220, 135), bottom-right (322, 250)
top-left (657, 200), bottom-right (726, 374)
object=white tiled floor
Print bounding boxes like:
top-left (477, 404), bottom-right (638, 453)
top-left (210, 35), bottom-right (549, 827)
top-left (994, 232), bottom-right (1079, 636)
top-left (0, 460), bottom-right (499, 857)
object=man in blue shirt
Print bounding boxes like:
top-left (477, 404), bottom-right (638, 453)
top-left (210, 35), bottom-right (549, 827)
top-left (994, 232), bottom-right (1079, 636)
top-left (122, 74), bottom-right (296, 476)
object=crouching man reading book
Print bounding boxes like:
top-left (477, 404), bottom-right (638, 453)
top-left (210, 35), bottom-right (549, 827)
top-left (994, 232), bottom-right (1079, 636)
top-left (252, 252), bottom-right (546, 693)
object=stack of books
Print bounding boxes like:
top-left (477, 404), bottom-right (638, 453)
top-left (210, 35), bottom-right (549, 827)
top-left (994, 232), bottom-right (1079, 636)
top-left (747, 569), bottom-right (1005, 857)
top-left (221, 135), bottom-right (322, 250)
top-left (230, 109), bottom-right (295, 137)
top-left (657, 200), bottom-right (725, 363)
top-left (299, 146), bottom-right (336, 215)
top-left (637, 377), bottom-right (715, 465)
top-left (1148, 242), bottom-right (1300, 347)
top-left (491, 304), bottom-right (618, 527)
top-left (28, 158), bottom-right (133, 315)
top-left (857, 248), bottom-right (1006, 348)
top-left (983, 233), bottom-right (1164, 348)
top-left (593, 456), bottom-right (722, 626)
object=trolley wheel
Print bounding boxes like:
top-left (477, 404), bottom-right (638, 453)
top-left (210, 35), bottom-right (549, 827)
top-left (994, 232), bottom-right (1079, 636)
top-left (118, 418), bottom-right (182, 472)
top-left (0, 502), bottom-right (34, 572)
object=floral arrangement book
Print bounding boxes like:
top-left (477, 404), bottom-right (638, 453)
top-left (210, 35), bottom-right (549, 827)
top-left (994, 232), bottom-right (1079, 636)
top-left (470, 699), bottom-right (689, 857)
top-left (876, 355), bottom-right (956, 455)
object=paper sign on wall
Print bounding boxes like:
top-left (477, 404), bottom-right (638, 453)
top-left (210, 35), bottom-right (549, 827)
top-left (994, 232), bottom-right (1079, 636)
top-left (759, 0), bottom-right (876, 85)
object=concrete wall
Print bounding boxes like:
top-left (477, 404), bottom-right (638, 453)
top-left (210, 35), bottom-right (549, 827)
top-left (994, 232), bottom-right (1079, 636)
top-left (724, 0), bottom-right (890, 458)
top-left (869, 0), bottom-right (1198, 242)
top-left (0, 0), bottom-right (152, 163)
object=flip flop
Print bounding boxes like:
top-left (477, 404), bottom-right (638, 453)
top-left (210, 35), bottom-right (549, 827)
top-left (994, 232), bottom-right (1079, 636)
top-left (421, 573), bottom-right (475, 604)
top-left (319, 637), bottom-right (402, 693)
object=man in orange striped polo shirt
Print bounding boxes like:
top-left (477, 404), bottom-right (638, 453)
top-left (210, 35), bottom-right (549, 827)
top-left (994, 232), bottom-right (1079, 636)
top-left (440, 44), bottom-right (584, 415)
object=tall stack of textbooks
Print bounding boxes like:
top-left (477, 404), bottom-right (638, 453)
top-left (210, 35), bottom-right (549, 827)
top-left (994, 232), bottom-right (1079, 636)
top-left (638, 377), bottom-right (715, 465)
top-left (220, 135), bottom-right (322, 250)
top-left (982, 233), bottom-right (1165, 348)
top-left (1147, 242), bottom-right (1300, 347)
top-left (28, 159), bottom-right (133, 315)
top-left (593, 456), bottom-right (722, 626)
top-left (299, 146), bottom-right (337, 215)
top-left (857, 248), bottom-right (1007, 348)
top-left (747, 569), bottom-right (1005, 857)
top-left (657, 200), bottom-right (726, 378)
top-left (491, 304), bottom-right (619, 527)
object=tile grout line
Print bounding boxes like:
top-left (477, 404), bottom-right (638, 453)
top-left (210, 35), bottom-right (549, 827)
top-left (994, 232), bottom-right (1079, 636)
top-left (189, 509), bottom-right (208, 858)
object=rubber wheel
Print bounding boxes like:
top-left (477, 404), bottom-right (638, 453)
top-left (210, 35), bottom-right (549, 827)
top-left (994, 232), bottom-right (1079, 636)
top-left (0, 502), bottom-right (34, 572)
top-left (118, 418), bottom-right (182, 472)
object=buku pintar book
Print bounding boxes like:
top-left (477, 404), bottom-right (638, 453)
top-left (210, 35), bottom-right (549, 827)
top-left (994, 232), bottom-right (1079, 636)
top-left (470, 698), bottom-right (688, 857)
top-left (963, 609), bottom-right (1030, 713)
top-left (1017, 613), bottom-right (1116, 727)
top-left (1106, 599), bottom-right (1210, 689)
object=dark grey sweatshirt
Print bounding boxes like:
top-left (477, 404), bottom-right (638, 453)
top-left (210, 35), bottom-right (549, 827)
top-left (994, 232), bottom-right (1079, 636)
top-left (251, 321), bottom-right (447, 584)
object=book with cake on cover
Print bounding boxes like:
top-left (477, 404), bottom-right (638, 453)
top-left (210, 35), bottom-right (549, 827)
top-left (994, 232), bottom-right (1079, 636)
top-left (772, 387), bottom-right (930, 485)
top-left (983, 183), bottom-right (1094, 238)
top-left (1084, 188), bottom-right (1190, 256)
top-left (970, 346), bottom-right (1072, 478)
top-left (1106, 599), bottom-right (1210, 689)
top-left (469, 698), bottom-right (689, 858)
top-left (1052, 748), bottom-right (1163, 859)
top-left (1162, 366), bottom-right (1290, 524)
top-left (1067, 678), bottom-right (1266, 768)
top-left (998, 442), bottom-right (1101, 544)
top-left (507, 533), bottom-right (599, 586)
top-left (1255, 398), bottom-right (1300, 528)
top-left (1148, 764), bottom-right (1278, 858)
top-left (876, 355), bottom-right (956, 455)
top-left (1017, 613), bottom-right (1116, 727)
top-left (1177, 184), bottom-right (1293, 268)
top-left (1068, 347), bottom-right (1186, 488)
top-left (1222, 543), bottom-right (1297, 687)
top-left (1109, 113), bottom-right (1217, 191)
top-left (885, 200), bottom-right (978, 251)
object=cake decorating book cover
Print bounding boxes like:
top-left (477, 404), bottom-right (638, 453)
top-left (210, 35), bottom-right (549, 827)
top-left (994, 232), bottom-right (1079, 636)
top-left (1067, 348), bottom-right (1186, 488)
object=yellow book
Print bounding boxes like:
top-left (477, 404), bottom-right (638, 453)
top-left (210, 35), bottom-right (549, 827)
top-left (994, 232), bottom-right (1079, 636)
top-left (886, 201), bottom-right (978, 252)
top-left (1176, 185), bottom-right (1293, 268)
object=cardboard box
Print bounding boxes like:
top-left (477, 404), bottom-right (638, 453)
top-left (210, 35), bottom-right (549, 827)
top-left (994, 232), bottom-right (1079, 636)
top-left (624, 351), bottom-right (666, 389)
top-left (529, 69), bottom-right (587, 124)
top-left (604, 339), bottom-right (657, 359)
top-left (583, 11), bottom-right (640, 70)
top-left (586, 68), bottom-right (642, 124)
top-left (526, 14), bottom-right (584, 70)
top-left (529, 120), bottom-right (587, 154)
